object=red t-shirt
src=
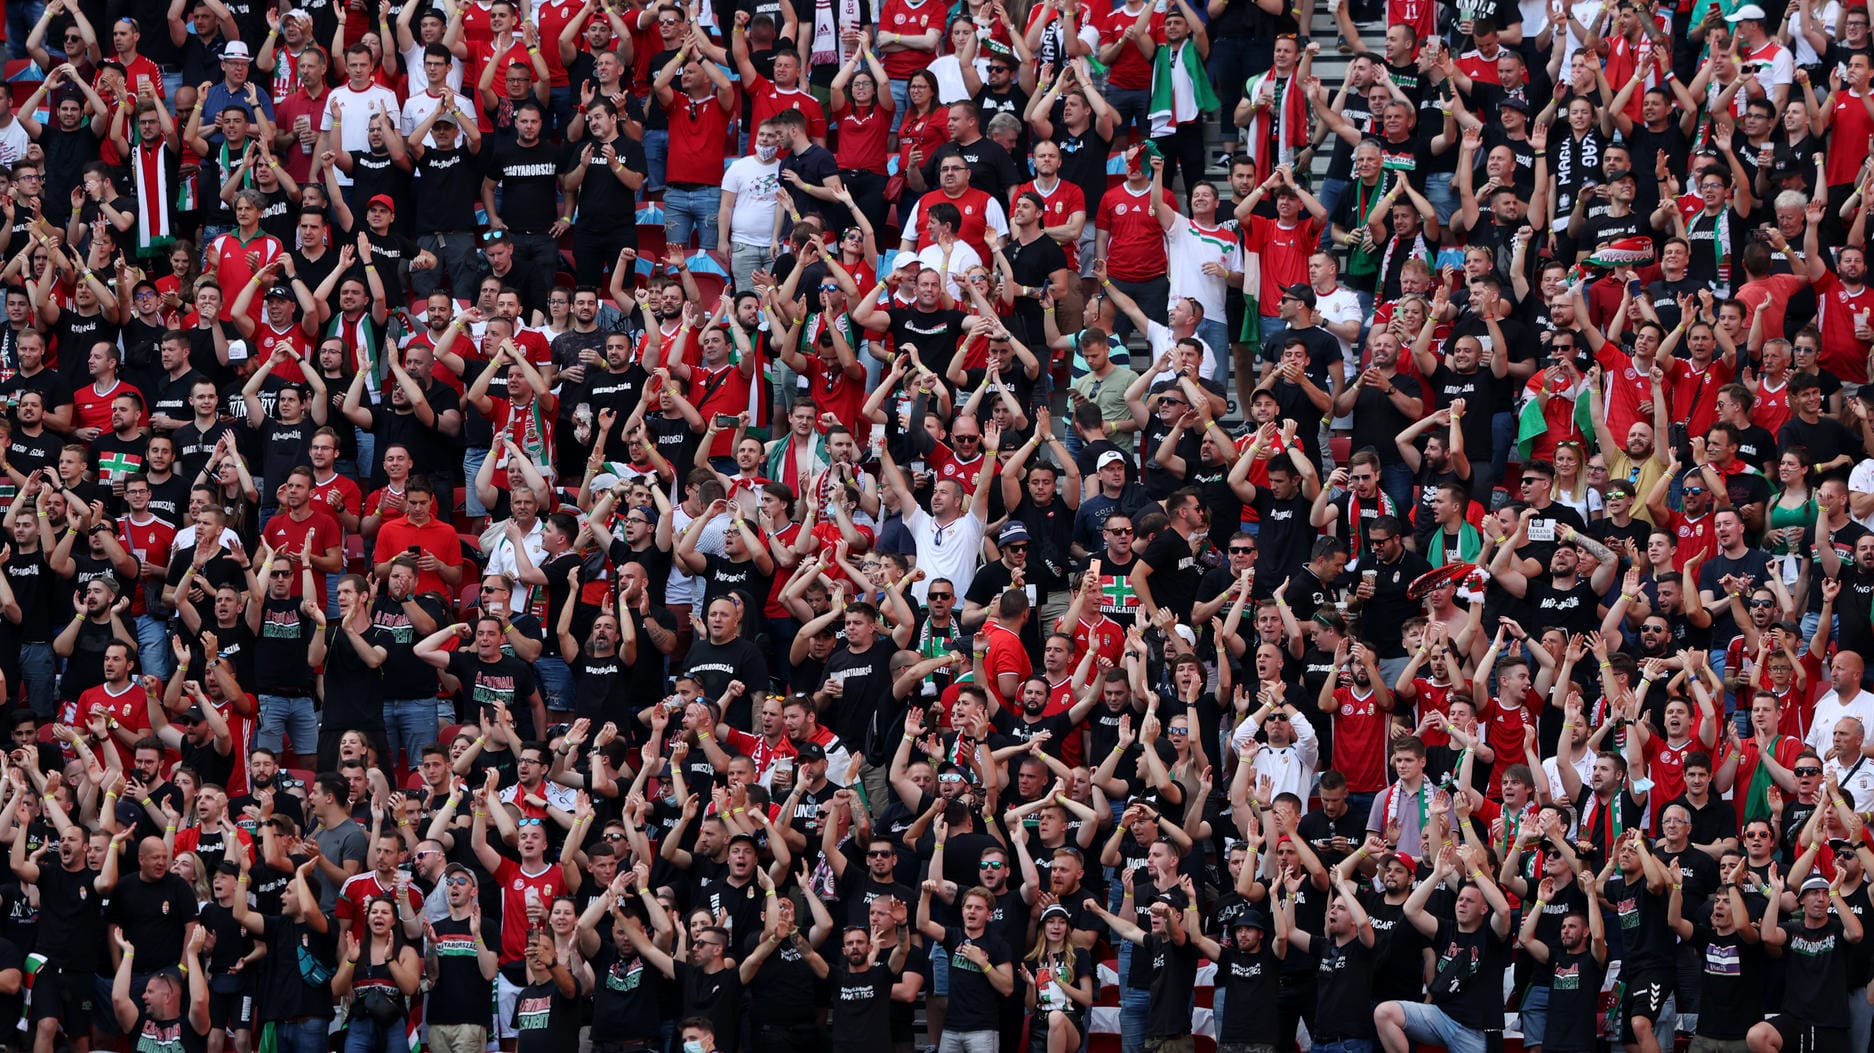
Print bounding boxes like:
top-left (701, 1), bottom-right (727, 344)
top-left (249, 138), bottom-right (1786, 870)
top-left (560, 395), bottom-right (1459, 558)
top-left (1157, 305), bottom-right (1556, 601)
top-left (1643, 729), bottom-right (1717, 823)
top-left (208, 231), bottom-right (287, 323)
top-left (1017, 179), bottom-right (1088, 269)
top-left (337, 870), bottom-right (426, 924)
top-left (254, 323), bottom-right (312, 384)
top-left (372, 516), bottom-right (466, 597)
top-left (1593, 341), bottom-right (1656, 445)
top-left (1827, 90), bottom-right (1874, 189)
top-left (1752, 377), bottom-right (1792, 436)
top-left (534, 0), bottom-right (582, 87)
top-left (1666, 510), bottom-right (1717, 570)
top-left (1067, 615), bottom-right (1125, 670)
top-left (927, 442), bottom-right (989, 494)
top-left (878, 0), bottom-right (946, 79)
top-left (73, 379), bottom-right (144, 435)
top-left (1247, 215), bottom-right (1323, 309)
top-left (1388, 0), bottom-right (1436, 38)
top-left (260, 508), bottom-right (343, 599)
top-left (1409, 677), bottom-right (1457, 748)
top-left (1097, 4), bottom-right (1163, 91)
top-left (310, 473), bottom-right (363, 530)
top-left (982, 622), bottom-right (1032, 705)
top-left (665, 93), bottom-right (734, 186)
top-left (803, 354), bottom-right (866, 443)
top-left (1331, 685), bottom-right (1390, 793)
top-left (747, 78), bottom-right (828, 149)
top-left (1479, 693), bottom-right (1540, 798)
top-left (494, 857), bottom-right (569, 963)
top-left (833, 100), bottom-right (892, 173)
top-left (119, 514), bottom-right (177, 618)
top-left (65, 682), bottom-right (149, 771)
top-left (1813, 270), bottom-right (1874, 384)
top-left (1096, 183), bottom-right (1178, 283)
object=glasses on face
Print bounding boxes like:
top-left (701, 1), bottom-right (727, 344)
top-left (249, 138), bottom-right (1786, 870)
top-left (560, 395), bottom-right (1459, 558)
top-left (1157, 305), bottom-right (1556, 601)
top-left (1166, 727), bottom-right (1188, 736)
top-left (1744, 830), bottom-right (1773, 839)
top-left (270, 570), bottom-right (291, 578)
top-left (603, 832), bottom-right (626, 841)
top-left (954, 434), bottom-right (980, 443)
top-left (1003, 543), bottom-right (1028, 552)
top-left (928, 591), bottom-right (953, 600)
top-left (938, 773), bottom-right (964, 784)
top-left (445, 876), bottom-right (472, 887)
top-left (1748, 599), bottom-right (1776, 608)
top-left (1682, 487), bottom-right (1706, 496)
top-left (980, 860), bottom-right (1004, 870)
top-left (1229, 546), bottom-right (1255, 555)
top-left (1107, 526), bottom-right (1133, 536)
top-left (1796, 767), bottom-right (1824, 777)
top-left (867, 849), bottom-right (895, 858)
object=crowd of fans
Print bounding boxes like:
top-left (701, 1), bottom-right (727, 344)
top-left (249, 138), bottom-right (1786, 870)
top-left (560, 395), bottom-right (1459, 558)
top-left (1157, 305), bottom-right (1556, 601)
top-left (13, 0), bottom-right (1874, 1051)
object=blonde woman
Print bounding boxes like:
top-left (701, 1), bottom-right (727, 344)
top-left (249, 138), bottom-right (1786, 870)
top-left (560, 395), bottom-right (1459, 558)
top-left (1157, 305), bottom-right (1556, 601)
top-left (1020, 903), bottom-right (1095, 1053)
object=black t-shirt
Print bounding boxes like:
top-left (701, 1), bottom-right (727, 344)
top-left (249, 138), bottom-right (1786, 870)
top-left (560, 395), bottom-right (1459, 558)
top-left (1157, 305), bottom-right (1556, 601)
top-left (513, 977), bottom-right (584, 1053)
top-left (412, 146), bottom-right (484, 234)
top-left (922, 138), bottom-right (1022, 203)
top-left (1779, 916), bottom-right (1853, 1027)
top-left (672, 961), bottom-right (742, 1050)
top-left (1312, 932), bottom-right (1377, 1039)
top-left (683, 637), bottom-right (769, 721)
top-left (484, 137), bottom-right (564, 234)
top-left (940, 925), bottom-right (1011, 1031)
top-left (589, 942), bottom-right (669, 1043)
top-left (823, 639), bottom-right (897, 755)
top-left (34, 864), bottom-right (106, 972)
top-left (1138, 527), bottom-right (1202, 619)
top-left (1429, 915), bottom-right (1512, 1029)
top-left (1606, 870), bottom-right (1675, 973)
top-left (446, 651), bottom-right (542, 738)
top-left (1695, 922), bottom-right (1765, 1040)
top-left (1544, 946), bottom-right (1606, 1052)
top-left (563, 137), bottom-right (647, 230)
top-left (1216, 940), bottom-right (1281, 1044)
top-left (1144, 932), bottom-right (1201, 1036)
top-left (254, 595), bottom-right (316, 695)
top-left (107, 873), bottom-right (199, 967)
top-left (426, 915), bottom-right (496, 1026)
top-left (319, 622), bottom-right (388, 732)
top-left (887, 306), bottom-right (969, 379)
top-left (1003, 234), bottom-right (1068, 348)
top-left (832, 960), bottom-right (897, 1048)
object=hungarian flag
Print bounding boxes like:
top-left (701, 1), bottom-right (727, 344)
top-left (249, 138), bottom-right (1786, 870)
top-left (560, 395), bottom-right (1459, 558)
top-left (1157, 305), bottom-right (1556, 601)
top-left (1516, 371), bottom-right (1595, 460)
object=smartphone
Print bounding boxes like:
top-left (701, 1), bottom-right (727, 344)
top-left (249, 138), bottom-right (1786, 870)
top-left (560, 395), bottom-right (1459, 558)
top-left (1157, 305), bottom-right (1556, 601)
top-left (1669, 420), bottom-right (1689, 452)
top-left (407, 545), bottom-right (421, 557)
top-left (713, 413), bottom-right (739, 428)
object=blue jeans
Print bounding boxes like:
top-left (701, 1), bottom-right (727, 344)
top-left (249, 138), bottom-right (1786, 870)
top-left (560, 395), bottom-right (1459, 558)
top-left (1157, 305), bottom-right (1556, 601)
top-left (343, 1013), bottom-right (395, 1053)
top-left (1519, 984), bottom-right (1550, 1047)
top-left (1196, 318), bottom-right (1230, 389)
top-left (664, 185), bottom-right (722, 254)
top-left (1208, 36), bottom-right (1260, 140)
top-left (1394, 1002), bottom-right (1485, 1053)
top-left (1379, 461), bottom-right (1413, 513)
top-left (272, 1017), bottom-right (330, 1053)
top-left (1315, 1040), bottom-right (1376, 1053)
top-left (548, 86), bottom-right (575, 139)
top-left (1424, 172), bottom-right (1458, 225)
top-left (928, 938), bottom-right (950, 996)
top-left (136, 615), bottom-right (173, 680)
top-left (7, 2), bottom-right (45, 60)
top-left (1114, 938), bottom-right (1148, 1053)
top-left (643, 130), bottom-right (669, 193)
top-left (535, 656), bottom-right (574, 713)
top-left (384, 697), bottom-right (441, 772)
top-left (257, 693), bottom-right (319, 756)
top-left (1479, 410), bottom-right (1515, 500)
top-left (889, 80), bottom-right (911, 132)
top-left (1318, 178), bottom-right (1351, 248)
top-left (18, 642), bottom-right (54, 718)
top-left (463, 446), bottom-right (489, 518)
top-left (1105, 86), bottom-right (1151, 141)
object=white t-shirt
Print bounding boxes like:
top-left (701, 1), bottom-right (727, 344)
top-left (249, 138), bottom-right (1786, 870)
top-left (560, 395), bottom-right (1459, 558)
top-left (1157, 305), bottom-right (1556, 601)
top-left (1317, 285), bottom-right (1364, 359)
top-left (1807, 688), bottom-right (1874, 756)
top-left (401, 89), bottom-right (479, 148)
top-left (1791, 0), bottom-right (1841, 66)
top-left (401, 44), bottom-right (465, 92)
top-left (904, 505), bottom-right (986, 603)
top-left (322, 82), bottom-right (403, 184)
top-left (721, 156), bottom-right (784, 246)
top-left (1145, 322), bottom-right (1221, 385)
top-left (0, 118), bottom-right (29, 166)
top-left (916, 240), bottom-right (985, 300)
top-left (1849, 458), bottom-right (1874, 529)
top-left (1165, 214), bottom-right (1242, 325)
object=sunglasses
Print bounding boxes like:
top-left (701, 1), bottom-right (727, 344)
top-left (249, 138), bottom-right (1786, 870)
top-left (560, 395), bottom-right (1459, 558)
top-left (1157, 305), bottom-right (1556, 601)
top-left (938, 773), bottom-right (964, 784)
top-left (1107, 527), bottom-right (1133, 535)
top-left (1744, 830), bottom-right (1773, 839)
top-left (517, 817), bottom-right (544, 826)
top-left (979, 860), bottom-right (1004, 870)
top-left (928, 592), bottom-right (953, 600)
top-left (867, 849), bottom-right (895, 858)
top-left (446, 875), bottom-right (472, 887)
top-left (1229, 547), bottom-right (1254, 554)
top-left (603, 832), bottom-right (626, 841)
top-left (1683, 487), bottom-right (1707, 495)
top-left (1003, 543), bottom-right (1028, 552)
top-left (1748, 599), bottom-right (1776, 608)
top-left (1796, 767), bottom-right (1824, 777)
top-left (1166, 727), bottom-right (1188, 736)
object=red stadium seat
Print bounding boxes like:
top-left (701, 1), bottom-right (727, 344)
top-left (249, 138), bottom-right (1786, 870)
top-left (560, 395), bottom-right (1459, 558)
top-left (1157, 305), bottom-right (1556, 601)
top-left (1329, 435), bottom-right (1351, 466)
top-left (344, 534), bottom-right (365, 575)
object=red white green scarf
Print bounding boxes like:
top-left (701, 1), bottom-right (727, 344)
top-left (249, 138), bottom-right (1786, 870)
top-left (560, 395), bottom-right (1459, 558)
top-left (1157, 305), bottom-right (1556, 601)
top-left (131, 139), bottom-right (175, 255)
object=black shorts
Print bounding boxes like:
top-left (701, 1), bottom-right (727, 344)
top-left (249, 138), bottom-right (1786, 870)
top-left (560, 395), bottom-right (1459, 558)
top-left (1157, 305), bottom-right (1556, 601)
top-left (27, 964), bottom-right (95, 1034)
top-left (210, 987), bottom-right (254, 1030)
top-left (1772, 1019), bottom-right (1851, 1053)
top-left (1622, 971), bottom-right (1673, 1024)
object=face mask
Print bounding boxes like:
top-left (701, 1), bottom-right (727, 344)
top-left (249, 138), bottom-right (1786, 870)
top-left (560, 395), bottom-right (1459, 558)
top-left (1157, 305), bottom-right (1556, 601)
top-left (682, 1042), bottom-right (708, 1053)
top-left (756, 144), bottom-right (779, 163)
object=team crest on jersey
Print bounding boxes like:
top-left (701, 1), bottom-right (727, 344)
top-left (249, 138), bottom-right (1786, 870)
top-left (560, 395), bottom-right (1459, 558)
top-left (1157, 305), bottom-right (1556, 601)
top-left (1115, 203), bottom-right (1128, 215)
top-left (513, 879), bottom-right (526, 891)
